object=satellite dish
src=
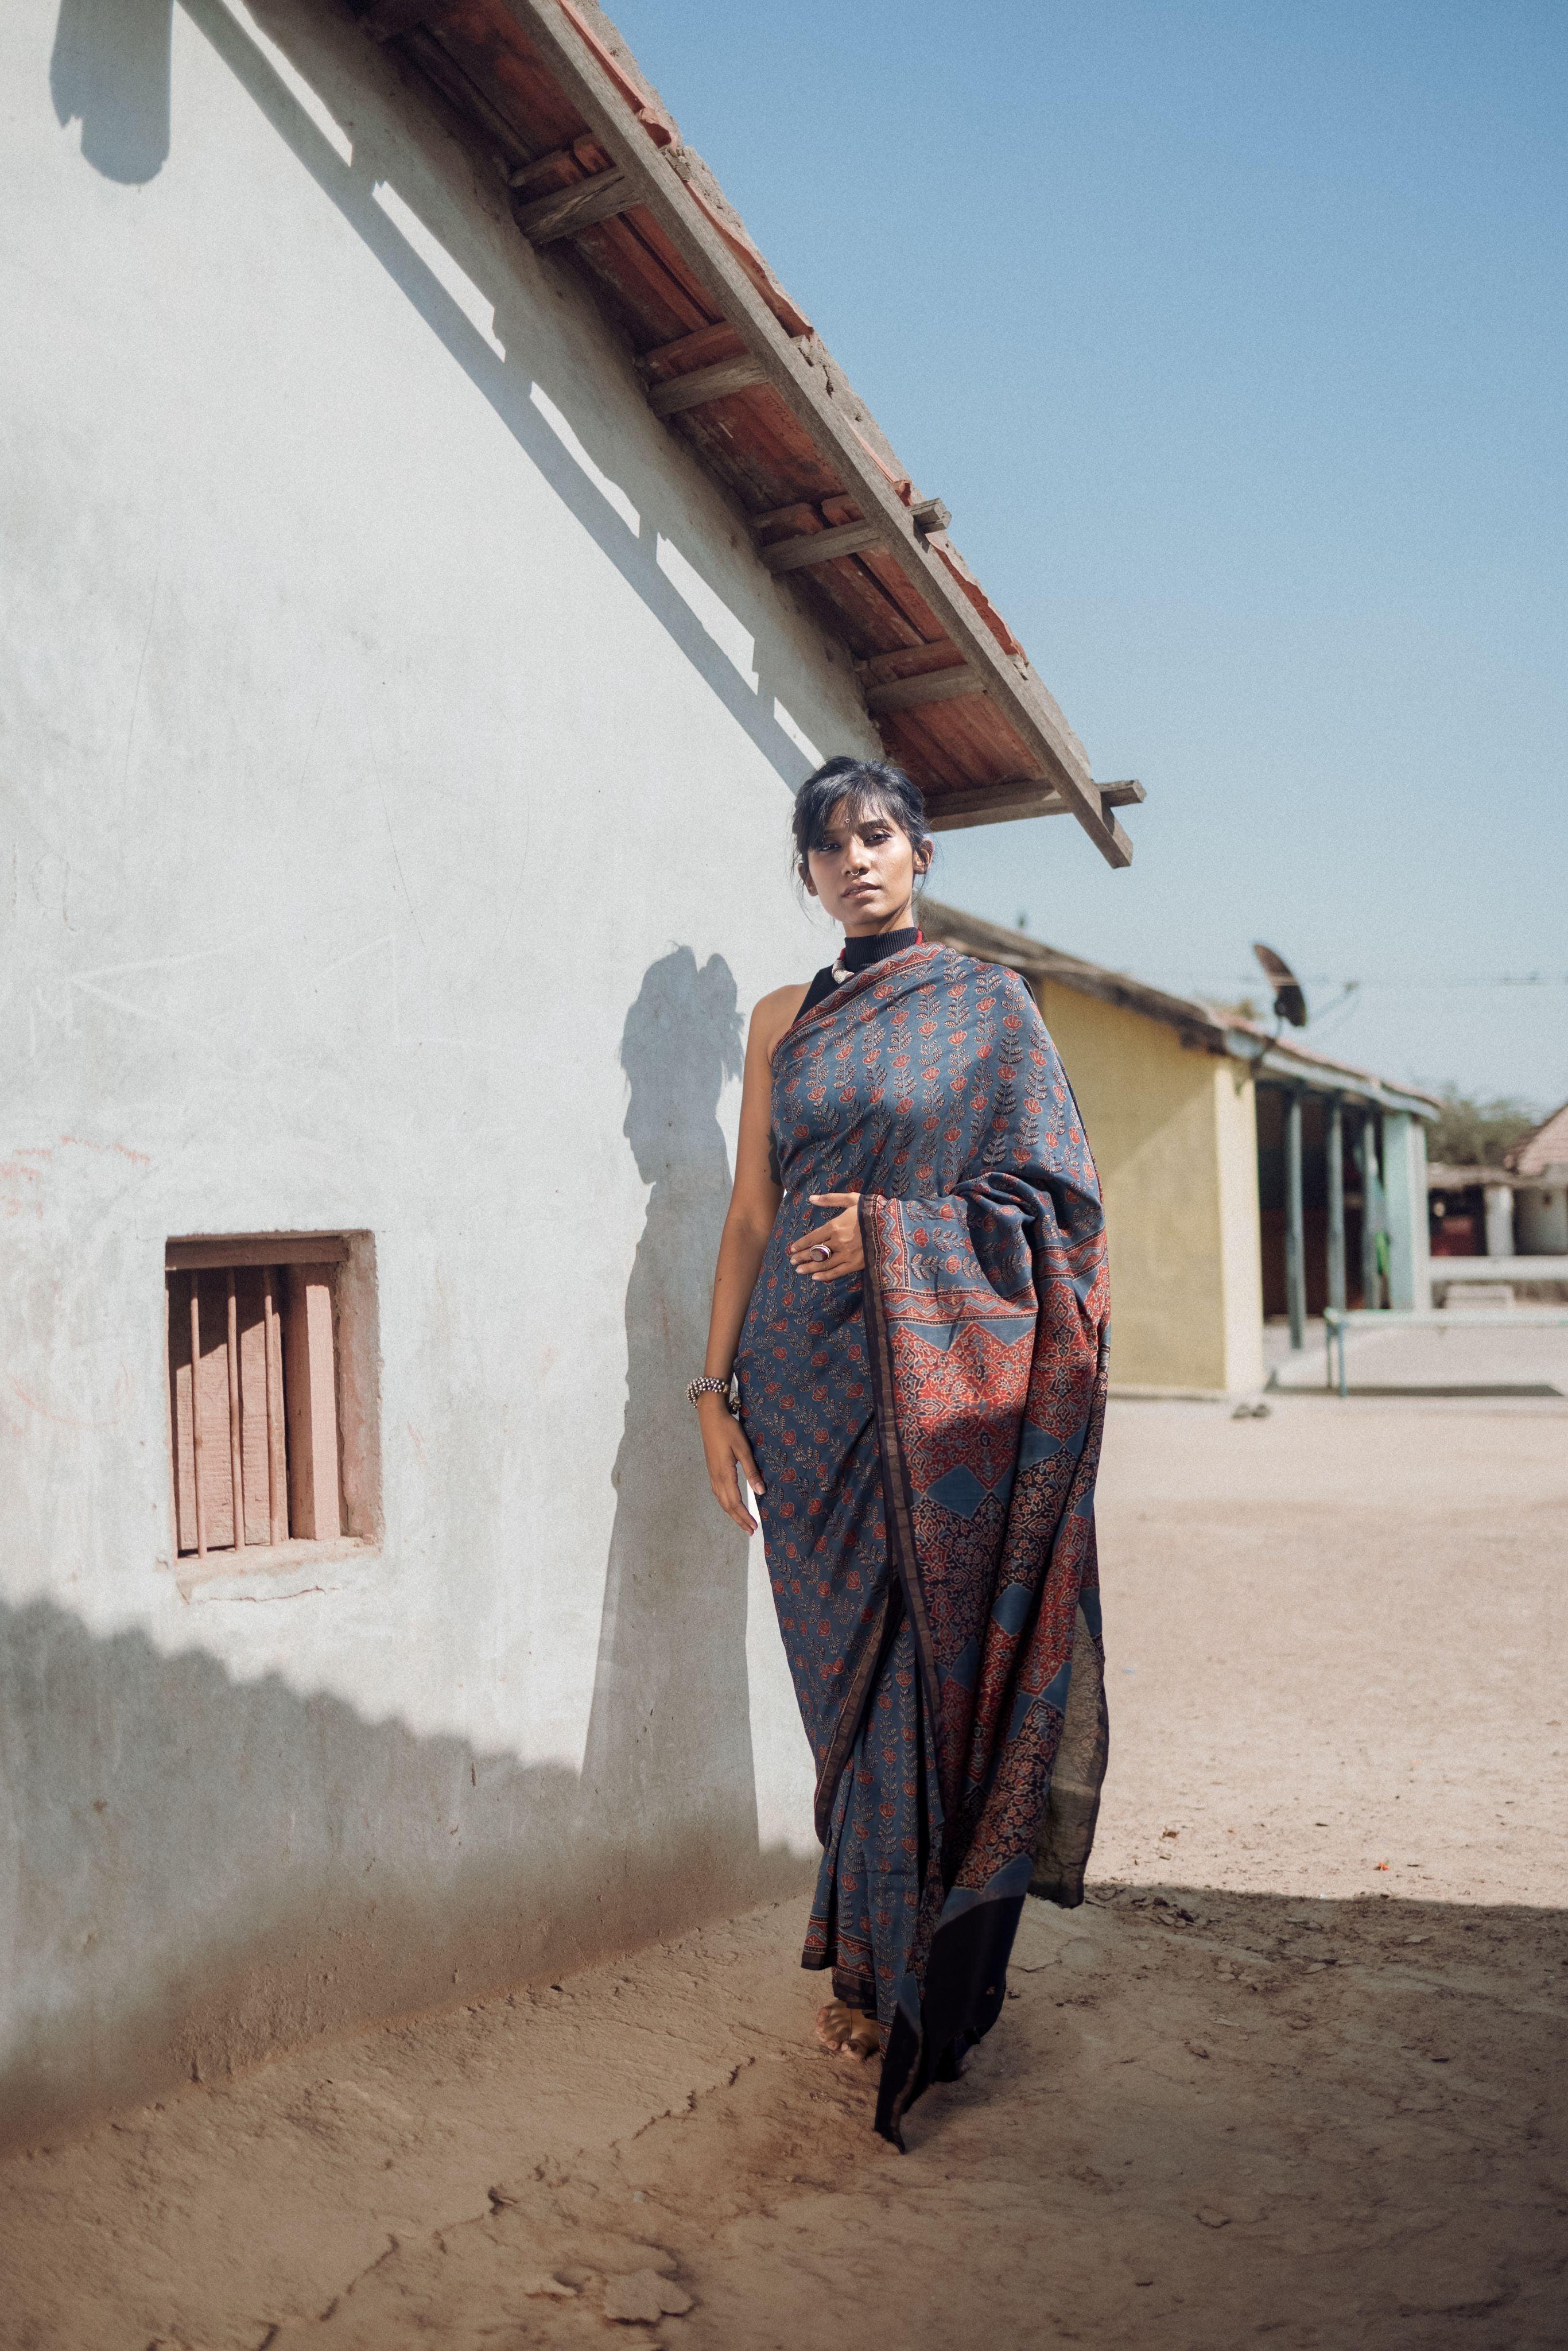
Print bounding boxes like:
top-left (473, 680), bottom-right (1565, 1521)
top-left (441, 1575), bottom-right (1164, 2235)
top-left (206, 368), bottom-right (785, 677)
top-left (1252, 943), bottom-right (1307, 1029)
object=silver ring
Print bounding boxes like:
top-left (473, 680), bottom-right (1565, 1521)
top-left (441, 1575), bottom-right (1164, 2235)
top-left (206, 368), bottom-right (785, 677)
top-left (814, 1243), bottom-right (832, 1260)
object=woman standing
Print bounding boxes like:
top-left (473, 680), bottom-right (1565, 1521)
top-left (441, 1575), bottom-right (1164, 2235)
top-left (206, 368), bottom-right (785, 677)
top-left (693, 756), bottom-right (1110, 2147)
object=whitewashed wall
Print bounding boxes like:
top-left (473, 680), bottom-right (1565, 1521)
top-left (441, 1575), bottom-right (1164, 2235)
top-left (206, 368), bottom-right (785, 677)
top-left (0, 0), bottom-right (875, 2144)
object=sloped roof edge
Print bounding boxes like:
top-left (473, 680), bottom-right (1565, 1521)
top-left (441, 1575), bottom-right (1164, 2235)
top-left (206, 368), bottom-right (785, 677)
top-left (347, 0), bottom-right (1137, 860)
top-left (920, 898), bottom-right (1442, 1118)
top-left (1504, 1100), bottom-right (1568, 1176)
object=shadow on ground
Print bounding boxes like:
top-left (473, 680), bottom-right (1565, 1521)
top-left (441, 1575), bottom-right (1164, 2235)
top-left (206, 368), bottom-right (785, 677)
top-left (2, 1881), bottom-right (1562, 2350)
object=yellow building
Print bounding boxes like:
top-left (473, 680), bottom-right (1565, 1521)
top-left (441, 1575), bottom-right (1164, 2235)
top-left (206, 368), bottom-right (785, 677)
top-left (923, 902), bottom-right (1438, 1398)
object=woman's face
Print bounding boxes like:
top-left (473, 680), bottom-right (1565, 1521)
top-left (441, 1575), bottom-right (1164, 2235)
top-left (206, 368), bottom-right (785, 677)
top-left (802, 797), bottom-right (928, 935)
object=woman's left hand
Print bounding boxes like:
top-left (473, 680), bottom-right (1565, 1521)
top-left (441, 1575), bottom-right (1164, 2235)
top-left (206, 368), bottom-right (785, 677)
top-left (787, 1192), bottom-right (865, 1282)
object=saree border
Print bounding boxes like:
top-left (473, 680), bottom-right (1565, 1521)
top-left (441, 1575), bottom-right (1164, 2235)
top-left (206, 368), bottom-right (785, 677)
top-left (857, 1197), bottom-right (945, 1748)
top-left (812, 1580), bottom-right (899, 1845)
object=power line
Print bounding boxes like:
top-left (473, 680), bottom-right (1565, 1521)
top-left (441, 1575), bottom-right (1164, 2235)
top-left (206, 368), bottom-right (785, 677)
top-left (1201, 973), bottom-right (1568, 992)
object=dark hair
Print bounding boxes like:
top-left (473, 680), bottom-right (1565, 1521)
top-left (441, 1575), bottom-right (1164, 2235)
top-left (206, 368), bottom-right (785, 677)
top-left (791, 755), bottom-right (932, 875)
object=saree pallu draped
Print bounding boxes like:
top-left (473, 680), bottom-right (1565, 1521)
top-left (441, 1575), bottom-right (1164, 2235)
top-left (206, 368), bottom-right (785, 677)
top-left (735, 944), bottom-right (1110, 2144)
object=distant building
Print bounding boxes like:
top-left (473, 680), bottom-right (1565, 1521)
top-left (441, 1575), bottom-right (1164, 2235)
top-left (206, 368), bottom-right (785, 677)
top-left (1425, 1101), bottom-right (1568, 1286)
top-left (1505, 1103), bottom-right (1568, 1256)
top-left (1428, 1165), bottom-right (1518, 1260)
top-left (922, 903), bottom-right (1439, 1396)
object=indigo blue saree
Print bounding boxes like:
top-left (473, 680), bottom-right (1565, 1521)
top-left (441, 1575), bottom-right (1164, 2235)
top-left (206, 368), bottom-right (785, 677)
top-left (735, 942), bottom-right (1110, 2144)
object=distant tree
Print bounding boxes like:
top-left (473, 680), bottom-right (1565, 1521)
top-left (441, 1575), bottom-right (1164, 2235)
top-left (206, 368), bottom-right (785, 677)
top-left (1427, 1086), bottom-right (1539, 1169)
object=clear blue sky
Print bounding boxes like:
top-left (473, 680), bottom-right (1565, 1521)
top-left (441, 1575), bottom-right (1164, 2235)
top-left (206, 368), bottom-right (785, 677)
top-left (611, 0), bottom-right (1567, 1108)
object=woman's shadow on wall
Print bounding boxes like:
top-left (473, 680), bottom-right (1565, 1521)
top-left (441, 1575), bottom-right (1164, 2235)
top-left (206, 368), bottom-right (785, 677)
top-left (580, 948), bottom-right (782, 1921)
top-left (51, 0), bottom-right (173, 184)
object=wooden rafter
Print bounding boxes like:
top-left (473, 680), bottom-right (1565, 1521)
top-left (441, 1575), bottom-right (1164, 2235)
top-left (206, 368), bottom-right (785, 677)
top-left (511, 162), bottom-right (632, 242)
top-left (926, 779), bottom-right (1144, 834)
top-left (646, 354), bottom-right (767, 415)
top-left (863, 666), bottom-right (981, 716)
top-left (758, 519), bottom-right (885, 574)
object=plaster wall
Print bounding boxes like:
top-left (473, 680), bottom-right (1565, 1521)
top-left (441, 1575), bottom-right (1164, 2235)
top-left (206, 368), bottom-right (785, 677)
top-left (1517, 1181), bottom-right (1568, 1256)
top-left (1, 0), bottom-right (878, 2146)
top-left (1035, 986), bottom-right (1264, 1396)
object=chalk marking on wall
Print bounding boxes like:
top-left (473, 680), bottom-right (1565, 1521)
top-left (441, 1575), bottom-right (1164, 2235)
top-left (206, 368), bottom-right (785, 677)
top-left (656, 536), bottom-right (759, 690)
top-left (66, 929), bottom-right (275, 984)
top-left (297, 689), bottom-right (328, 797)
top-left (529, 385), bottom-right (640, 536)
top-left (57, 1135), bottom-right (153, 1168)
top-left (119, 567), bottom-right (160, 800)
top-left (373, 180), bottom-right (504, 358)
top-left (10, 1372), bottom-right (130, 1431)
top-left (365, 724), bottom-right (427, 952)
top-left (1, 1149), bottom-right (51, 1220)
top-left (213, 0), bottom-right (354, 164)
top-left (64, 978), bottom-right (250, 1076)
top-left (311, 932), bottom-right (396, 983)
top-left (772, 701), bottom-right (822, 766)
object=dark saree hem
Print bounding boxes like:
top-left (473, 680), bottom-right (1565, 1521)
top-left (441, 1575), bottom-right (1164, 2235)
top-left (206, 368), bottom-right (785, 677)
top-left (827, 1964), bottom-right (878, 2011)
top-left (878, 1865), bottom-right (1030, 2137)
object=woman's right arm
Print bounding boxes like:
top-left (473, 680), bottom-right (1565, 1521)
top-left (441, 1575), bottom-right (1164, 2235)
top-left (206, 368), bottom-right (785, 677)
top-left (697, 985), bottom-right (802, 1532)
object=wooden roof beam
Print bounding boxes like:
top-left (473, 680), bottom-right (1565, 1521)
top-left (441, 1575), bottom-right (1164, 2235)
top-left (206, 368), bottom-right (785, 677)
top-left (647, 354), bottom-right (767, 415)
top-left (926, 778), bottom-right (1144, 832)
top-left (511, 164), bottom-right (635, 245)
top-left (758, 519), bottom-right (883, 573)
top-left (487, 0), bottom-right (1132, 869)
top-left (863, 665), bottom-right (979, 715)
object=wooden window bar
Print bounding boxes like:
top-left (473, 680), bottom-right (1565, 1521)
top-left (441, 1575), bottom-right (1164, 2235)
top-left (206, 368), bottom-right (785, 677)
top-left (169, 1239), bottom-right (345, 1558)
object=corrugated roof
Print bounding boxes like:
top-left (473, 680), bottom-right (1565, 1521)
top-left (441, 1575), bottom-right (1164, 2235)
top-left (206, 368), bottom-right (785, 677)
top-left (920, 898), bottom-right (1442, 1117)
top-left (348, 0), bottom-right (1140, 863)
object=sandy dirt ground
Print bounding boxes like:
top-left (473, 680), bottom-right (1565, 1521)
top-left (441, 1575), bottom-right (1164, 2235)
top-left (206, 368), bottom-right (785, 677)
top-left (3, 1390), bottom-right (1566, 2350)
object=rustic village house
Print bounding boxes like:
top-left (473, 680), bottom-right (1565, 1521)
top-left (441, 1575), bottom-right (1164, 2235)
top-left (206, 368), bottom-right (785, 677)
top-left (1428, 1099), bottom-right (1568, 1300)
top-left (1507, 1103), bottom-right (1568, 1256)
top-left (2, 0), bottom-right (1144, 2144)
top-left (923, 903), bottom-right (1440, 1396)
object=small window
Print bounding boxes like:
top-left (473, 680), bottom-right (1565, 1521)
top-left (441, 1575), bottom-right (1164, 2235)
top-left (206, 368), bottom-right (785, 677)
top-left (165, 1233), bottom-right (378, 1561)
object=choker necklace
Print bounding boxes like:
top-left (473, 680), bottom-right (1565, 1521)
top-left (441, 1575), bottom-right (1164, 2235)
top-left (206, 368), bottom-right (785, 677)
top-left (830, 926), bottom-right (921, 986)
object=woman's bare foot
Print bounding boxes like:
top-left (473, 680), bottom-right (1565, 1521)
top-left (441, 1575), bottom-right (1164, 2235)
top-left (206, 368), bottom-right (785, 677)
top-left (815, 2000), bottom-right (880, 2061)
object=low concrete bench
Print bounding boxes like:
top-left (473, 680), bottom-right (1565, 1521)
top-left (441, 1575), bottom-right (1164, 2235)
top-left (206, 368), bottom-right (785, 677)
top-left (1322, 1305), bottom-right (1568, 1398)
top-left (1429, 1255), bottom-right (1568, 1286)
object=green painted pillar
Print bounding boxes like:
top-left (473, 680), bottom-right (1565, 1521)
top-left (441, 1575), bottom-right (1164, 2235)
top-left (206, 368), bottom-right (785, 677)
top-left (1326, 1096), bottom-right (1346, 1316)
top-left (1360, 1111), bottom-right (1382, 1309)
top-left (1285, 1089), bottom-right (1306, 1351)
top-left (1383, 1111), bottom-right (1431, 1312)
